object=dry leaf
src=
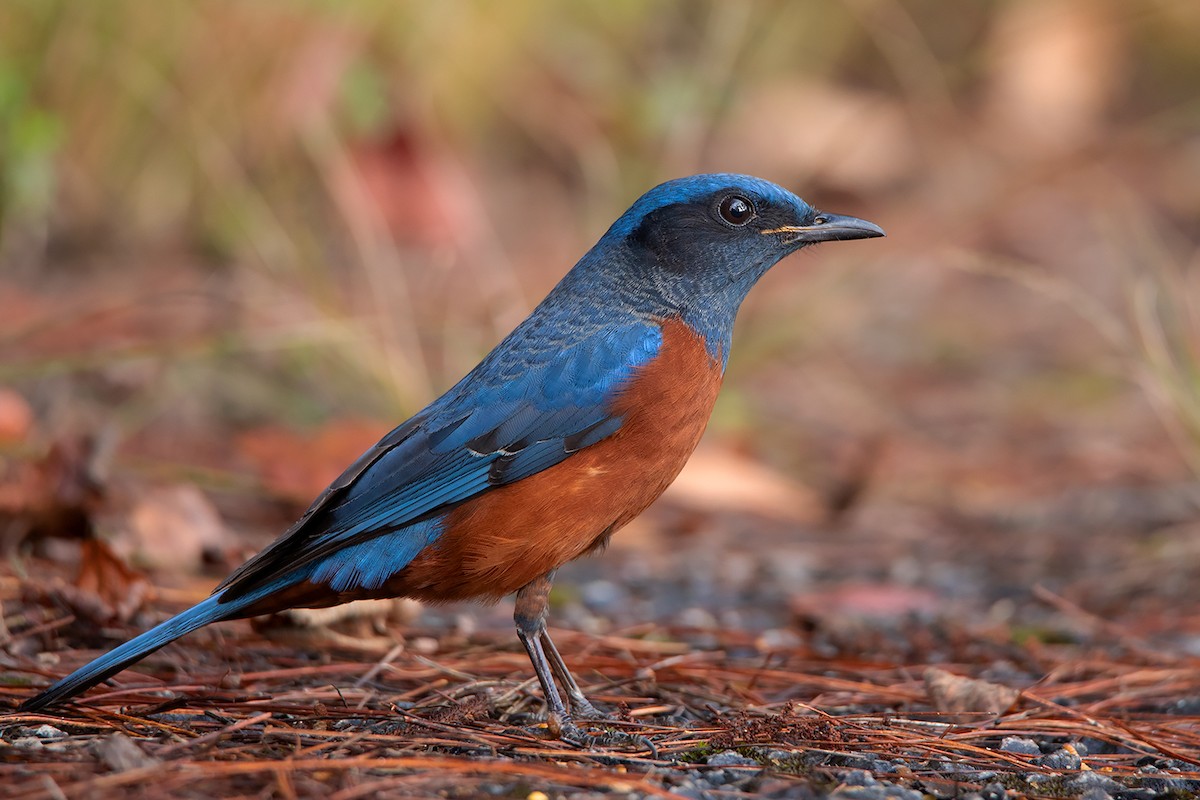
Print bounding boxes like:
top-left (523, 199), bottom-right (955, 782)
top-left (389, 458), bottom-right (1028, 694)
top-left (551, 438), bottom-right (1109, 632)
top-left (924, 667), bottom-right (1020, 720)
top-left (127, 484), bottom-right (235, 571)
top-left (237, 420), bottom-right (391, 505)
top-left (0, 388), bottom-right (33, 444)
top-left (74, 538), bottom-right (150, 623)
top-left (664, 445), bottom-right (822, 522)
top-left (93, 733), bottom-right (162, 772)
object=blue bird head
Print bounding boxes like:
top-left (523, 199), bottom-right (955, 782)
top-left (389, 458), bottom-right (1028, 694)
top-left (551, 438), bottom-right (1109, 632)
top-left (568, 173), bottom-right (884, 361)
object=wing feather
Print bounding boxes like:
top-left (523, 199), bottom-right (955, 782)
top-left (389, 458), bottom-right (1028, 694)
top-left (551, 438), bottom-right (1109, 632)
top-left (217, 322), bottom-right (662, 601)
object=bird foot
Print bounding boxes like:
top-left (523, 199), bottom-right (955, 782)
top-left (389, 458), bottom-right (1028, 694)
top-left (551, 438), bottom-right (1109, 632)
top-left (545, 713), bottom-right (658, 755)
top-left (567, 698), bottom-right (604, 720)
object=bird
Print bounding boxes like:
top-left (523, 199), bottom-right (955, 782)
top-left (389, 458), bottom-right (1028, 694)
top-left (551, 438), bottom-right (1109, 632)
top-left (20, 174), bottom-right (883, 731)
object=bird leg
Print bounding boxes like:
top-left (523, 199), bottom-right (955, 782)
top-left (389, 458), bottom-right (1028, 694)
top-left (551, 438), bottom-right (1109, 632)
top-left (540, 626), bottom-right (602, 719)
top-left (513, 572), bottom-right (600, 733)
top-left (514, 574), bottom-right (657, 753)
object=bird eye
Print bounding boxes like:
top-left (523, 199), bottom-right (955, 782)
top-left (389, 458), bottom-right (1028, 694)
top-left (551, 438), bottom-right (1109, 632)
top-left (718, 195), bottom-right (755, 226)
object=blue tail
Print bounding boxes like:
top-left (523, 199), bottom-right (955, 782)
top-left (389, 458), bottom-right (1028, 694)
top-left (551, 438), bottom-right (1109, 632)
top-left (20, 594), bottom-right (243, 712)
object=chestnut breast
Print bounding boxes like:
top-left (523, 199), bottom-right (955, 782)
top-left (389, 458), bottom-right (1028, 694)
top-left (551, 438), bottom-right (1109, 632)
top-left (392, 317), bottom-right (724, 602)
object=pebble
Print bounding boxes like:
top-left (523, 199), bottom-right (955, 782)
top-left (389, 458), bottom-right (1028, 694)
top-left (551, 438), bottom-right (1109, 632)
top-left (979, 782), bottom-right (1007, 800)
top-left (1036, 747), bottom-right (1081, 770)
top-left (998, 736), bottom-right (1040, 756)
top-left (827, 753), bottom-right (894, 772)
top-left (1168, 696), bottom-right (1200, 714)
top-left (33, 725), bottom-right (67, 739)
top-left (678, 607), bottom-right (719, 629)
top-left (1139, 775), bottom-right (1200, 794)
top-left (831, 788), bottom-right (886, 799)
top-left (580, 579), bottom-right (625, 612)
top-left (887, 789), bottom-right (925, 800)
top-left (705, 750), bottom-right (759, 767)
top-left (1064, 772), bottom-right (1120, 793)
top-left (409, 636), bottom-right (438, 654)
top-left (1112, 790), bottom-right (1155, 800)
top-left (756, 628), bottom-right (802, 650)
top-left (842, 770), bottom-right (878, 787)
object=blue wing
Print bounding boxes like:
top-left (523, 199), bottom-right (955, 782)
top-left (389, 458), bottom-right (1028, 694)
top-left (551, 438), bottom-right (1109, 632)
top-left (217, 321), bottom-right (663, 601)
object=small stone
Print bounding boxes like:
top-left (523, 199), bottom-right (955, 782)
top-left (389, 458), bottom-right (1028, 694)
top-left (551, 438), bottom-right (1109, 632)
top-left (13, 737), bottom-right (43, 750)
top-left (94, 734), bottom-right (161, 772)
top-left (842, 770), bottom-right (878, 786)
top-left (679, 607), bottom-right (719, 629)
top-left (756, 628), bottom-right (801, 650)
top-left (830, 788), bottom-right (888, 799)
top-left (1138, 775), bottom-right (1196, 794)
top-left (998, 736), bottom-right (1040, 756)
top-left (882, 788), bottom-right (925, 800)
top-left (33, 725), bottom-right (67, 739)
top-left (1116, 790), bottom-right (1156, 800)
top-left (1077, 789), bottom-right (1113, 800)
top-left (722, 768), bottom-right (753, 786)
top-left (706, 750), bottom-right (758, 767)
top-left (830, 753), bottom-right (890, 771)
top-left (1065, 772), bottom-right (1120, 793)
top-left (1036, 747), bottom-right (1081, 770)
top-left (1161, 782), bottom-right (1200, 796)
top-left (980, 781), bottom-right (1008, 800)
top-left (409, 636), bottom-right (438, 654)
top-left (580, 580), bottom-right (625, 612)
top-left (1168, 696), bottom-right (1200, 714)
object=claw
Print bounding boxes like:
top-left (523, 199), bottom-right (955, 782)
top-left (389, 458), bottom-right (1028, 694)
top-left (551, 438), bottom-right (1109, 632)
top-left (542, 715), bottom-right (657, 755)
top-left (568, 696), bottom-right (603, 720)
top-left (591, 728), bottom-right (659, 757)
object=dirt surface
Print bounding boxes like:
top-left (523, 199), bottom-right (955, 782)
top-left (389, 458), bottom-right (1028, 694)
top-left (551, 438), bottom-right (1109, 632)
top-left (4, 421), bottom-right (1200, 798)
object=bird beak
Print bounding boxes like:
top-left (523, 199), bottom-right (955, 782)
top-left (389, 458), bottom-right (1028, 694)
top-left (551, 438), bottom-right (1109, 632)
top-left (762, 212), bottom-right (885, 245)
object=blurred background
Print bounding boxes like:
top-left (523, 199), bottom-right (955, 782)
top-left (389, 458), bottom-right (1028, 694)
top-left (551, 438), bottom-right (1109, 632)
top-left (2, 1), bottom-right (1200, 653)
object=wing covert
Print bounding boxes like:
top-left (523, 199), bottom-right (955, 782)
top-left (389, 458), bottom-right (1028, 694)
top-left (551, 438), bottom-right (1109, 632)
top-left (217, 322), bottom-right (662, 600)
